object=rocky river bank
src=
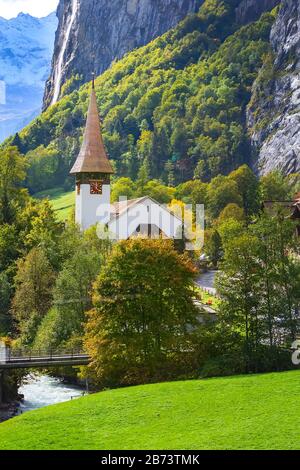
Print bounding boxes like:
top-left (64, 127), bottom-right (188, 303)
top-left (0, 372), bottom-right (87, 423)
top-left (0, 402), bottom-right (20, 423)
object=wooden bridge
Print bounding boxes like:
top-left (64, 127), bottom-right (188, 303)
top-left (0, 344), bottom-right (90, 370)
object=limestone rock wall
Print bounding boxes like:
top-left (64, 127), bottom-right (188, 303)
top-left (43, 0), bottom-right (203, 108)
top-left (247, 0), bottom-right (300, 175)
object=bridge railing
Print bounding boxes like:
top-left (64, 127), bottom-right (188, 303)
top-left (0, 340), bottom-right (89, 364)
top-left (3, 347), bottom-right (88, 363)
top-left (0, 341), bottom-right (8, 364)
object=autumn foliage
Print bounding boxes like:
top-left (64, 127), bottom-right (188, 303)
top-left (85, 239), bottom-right (200, 387)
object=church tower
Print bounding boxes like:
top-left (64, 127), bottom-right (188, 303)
top-left (70, 77), bottom-right (114, 230)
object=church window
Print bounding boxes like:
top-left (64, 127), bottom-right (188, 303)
top-left (76, 183), bottom-right (81, 195)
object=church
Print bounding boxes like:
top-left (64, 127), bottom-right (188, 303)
top-left (70, 80), bottom-right (183, 240)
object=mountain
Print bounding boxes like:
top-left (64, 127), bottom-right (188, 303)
top-left (43, 0), bottom-right (203, 109)
top-left (247, 0), bottom-right (300, 175)
top-left (6, 0), bottom-right (278, 191)
top-left (0, 12), bottom-right (57, 142)
top-left (6, 0), bottom-right (300, 195)
top-left (236, 0), bottom-right (280, 24)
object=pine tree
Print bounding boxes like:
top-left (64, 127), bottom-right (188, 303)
top-left (12, 247), bottom-right (55, 345)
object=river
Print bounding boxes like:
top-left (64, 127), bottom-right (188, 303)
top-left (18, 375), bottom-right (86, 414)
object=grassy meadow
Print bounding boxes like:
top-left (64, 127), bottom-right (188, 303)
top-left (0, 371), bottom-right (299, 450)
top-left (35, 188), bottom-right (74, 221)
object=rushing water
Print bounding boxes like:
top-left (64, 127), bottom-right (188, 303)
top-left (18, 375), bottom-right (85, 413)
top-left (51, 0), bottom-right (79, 105)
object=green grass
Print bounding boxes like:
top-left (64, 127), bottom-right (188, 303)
top-left (0, 371), bottom-right (300, 450)
top-left (35, 187), bottom-right (75, 221)
top-left (195, 287), bottom-right (220, 310)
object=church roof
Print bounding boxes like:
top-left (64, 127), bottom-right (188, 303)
top-left (110, 196), bottom-right (182, 223)
top-left (110, 198), bottom-right (146, 220)
top-left (70, 82), bottom-right (114, 175)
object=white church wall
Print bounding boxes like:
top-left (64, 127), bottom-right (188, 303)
top-left (76, 184), bottom-right (111, 231)
top-left (108, 198), bottom-right (182, 240)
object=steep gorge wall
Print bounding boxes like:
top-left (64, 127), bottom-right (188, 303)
top-left (236, 0), bottom-right (281, 24)
top-left (43, 0), bottom-right (203, 109)
top-left (247, 0), bottom-right (300, 175)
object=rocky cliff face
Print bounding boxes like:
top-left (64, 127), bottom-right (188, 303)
top-left (248, 0), bottom-right (300, 175)
top-left (236, 0), bottom-right (281, 24)
top-left (43, 0), bottom-right (203, 109)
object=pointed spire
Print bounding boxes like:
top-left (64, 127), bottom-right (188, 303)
top-left (70, 79), bottom-right (114, 175)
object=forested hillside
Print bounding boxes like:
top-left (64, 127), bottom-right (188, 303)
top-left (5, 0), bottom-right (276, 192)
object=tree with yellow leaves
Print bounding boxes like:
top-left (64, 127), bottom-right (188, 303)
top-left (85, 239), bottom-right (200, 388)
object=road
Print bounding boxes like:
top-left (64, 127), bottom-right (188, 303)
top-left (195, 270), bottom-right (218, 295)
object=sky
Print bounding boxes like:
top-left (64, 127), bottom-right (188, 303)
top-left (0, 0), bottom-right (59, 19)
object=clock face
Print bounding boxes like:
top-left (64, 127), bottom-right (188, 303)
top-left (90, 180), bottom-right (103, 195)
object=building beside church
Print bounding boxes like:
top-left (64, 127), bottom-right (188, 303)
top-left (292, 193), bottom-right (300, 237)
top-left (263, 193), bottom-right (300, 238)
top-left (70, 81), bottom-right (183, 240)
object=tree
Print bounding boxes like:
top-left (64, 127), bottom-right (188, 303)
top-left (25, 145), bottom-right (60, 193)
top-left (10, 132), bottom-right (26, 154)
top-left (217, 203), bottom-right (245, 226)
top-left (0, 146), bottom-right (27, 223)
top-left (216, 211), bottom-right (300, 373)
top-left (135, 157), bottom-right (151, 195)
top-left (252, 212), bottom-right (300, 344)
top-left (170, 121), bottom-right (189, 159)
top-left (0, 192), bottom-right (62, 339)
top-left (51, 249), bottom-right (104, 348)
top-left (229, 165), bottom-right (259, 216)
top-left (85, 239), bottom-right (200, 387)
top-left (17, 199), bottom-right (64, 269)
top-left (34, 226), bottom-right (111, 350)
top-left (216, 230), bottom-right (262, 372)
top-left (260, 171), bottom-right (291, 202)
top-left (136, 131), bottom-right (154, 166)
top-left (12, 247), bottom-right (55, 344)
top-left (204, 228), bottom-right (222, 266)
top-left (135, 87), bottom-right (163, 125)
top-left (111, 177), bottom-right (136, 203)
top-left (121, 135), bottom-right (139, 178)
top-left (176, 180), bottom-right (196, 203)
top-left (0, 272), bottom-right (11, 335)
top-left (176, 180), bottom-right (208, 205)
top-left (206, 175), bottom-right (243, 220)
top-left (0, 224), bottom-right (19, 273)
top-left (143, 180), bottom-right (175, 204)
top-left (194, 159), bottom-right (210, 182)
top-left (165, 160), bottom-right (175, 187)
